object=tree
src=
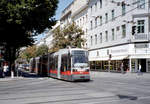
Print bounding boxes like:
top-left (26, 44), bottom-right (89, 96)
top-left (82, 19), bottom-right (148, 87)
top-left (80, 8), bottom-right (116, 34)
top-left (35, 44), bottom-right (49, 57)
top-left (19, 45), bottom-right (37, 63)
top-left (0, 0), bottom-right (58, 75)
top-left (19, 44), bottom-right (48, 62)
top-left (51, 22), bottom-right (85, 52)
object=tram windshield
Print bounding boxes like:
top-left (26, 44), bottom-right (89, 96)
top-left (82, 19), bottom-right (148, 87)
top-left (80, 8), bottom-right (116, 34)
top-left (72, 50), bottom-right (88, 67)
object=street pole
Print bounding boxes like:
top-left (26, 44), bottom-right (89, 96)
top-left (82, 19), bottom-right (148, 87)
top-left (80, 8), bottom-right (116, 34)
top-left (108, 60), bottom-right (110, 72)
top-left (108, 54), bottom-right (112, 72)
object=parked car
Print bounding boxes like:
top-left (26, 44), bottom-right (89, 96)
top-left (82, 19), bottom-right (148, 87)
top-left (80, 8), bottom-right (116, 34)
top-left (22, 64), bottom-right (29, 71)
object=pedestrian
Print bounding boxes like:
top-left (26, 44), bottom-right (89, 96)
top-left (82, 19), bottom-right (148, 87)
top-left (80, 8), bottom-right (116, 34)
top-left (138, 63), bottom-right (142, 75)
top-left (121, 62), bottom-right (124, 74)
top-left (3, 63), bottom-right (8, 77)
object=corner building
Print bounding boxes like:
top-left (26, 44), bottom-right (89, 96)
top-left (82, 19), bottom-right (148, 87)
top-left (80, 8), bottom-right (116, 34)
top-left (87, 0), bottom-right (150, 72)
top-left (60, 0), bottom-right (150, 73)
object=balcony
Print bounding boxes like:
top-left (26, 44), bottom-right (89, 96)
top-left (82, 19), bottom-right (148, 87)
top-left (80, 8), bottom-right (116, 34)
top-left (131, 33), bottom-right (149, 42)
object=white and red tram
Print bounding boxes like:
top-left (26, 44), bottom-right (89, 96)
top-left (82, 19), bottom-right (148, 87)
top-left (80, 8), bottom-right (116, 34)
top-left (48, 47), bottom-right (90, 81)
top-left (29, 47), bottom-right (90, 81)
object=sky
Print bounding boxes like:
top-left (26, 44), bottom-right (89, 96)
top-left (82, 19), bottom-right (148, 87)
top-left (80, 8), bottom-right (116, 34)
top-left (35, 0), bottom-right (74, 43)
top-left (55, 0), bottom-right (74, 20)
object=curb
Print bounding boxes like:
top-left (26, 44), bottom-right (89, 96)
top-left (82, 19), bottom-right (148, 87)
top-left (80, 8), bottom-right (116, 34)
top-left (0, 77), bottom-right (23, 82)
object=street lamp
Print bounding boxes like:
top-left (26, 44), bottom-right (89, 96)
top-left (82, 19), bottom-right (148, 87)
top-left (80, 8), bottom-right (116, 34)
top-left (110, 0), bottom-right (130, 6)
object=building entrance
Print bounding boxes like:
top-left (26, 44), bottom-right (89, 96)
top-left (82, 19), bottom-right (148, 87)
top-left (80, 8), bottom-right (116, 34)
top-left (139, 59), bottom-right (146, 72)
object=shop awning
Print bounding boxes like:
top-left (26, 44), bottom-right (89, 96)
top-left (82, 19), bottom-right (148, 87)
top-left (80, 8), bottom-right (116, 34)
top-left (130, 54), bottom-right (150, 59)
top-left (89, 57), bottom-right (109, 61)
top-left (111, 55), bottom-right (129, 60)
top-left (89, 55), bottom-right (128, 61)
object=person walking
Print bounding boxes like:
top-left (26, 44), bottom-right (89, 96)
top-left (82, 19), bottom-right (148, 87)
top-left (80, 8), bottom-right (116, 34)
top-left (138, 63), bottom-right (142, 75)
top-left (121, 62), bottom-right (124, 74)
top-left (3, 63), bottom-right (8, 77)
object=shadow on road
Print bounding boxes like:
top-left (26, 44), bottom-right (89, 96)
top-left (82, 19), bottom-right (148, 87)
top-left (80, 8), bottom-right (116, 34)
top-left (18, 70), bottom-right (46, 78)
top-left (117, 94), bottom-right (138, 100)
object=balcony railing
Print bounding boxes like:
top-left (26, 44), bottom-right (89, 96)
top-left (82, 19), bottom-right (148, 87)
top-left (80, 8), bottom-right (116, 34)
top-left (132, 33), bottom-right (149, 42)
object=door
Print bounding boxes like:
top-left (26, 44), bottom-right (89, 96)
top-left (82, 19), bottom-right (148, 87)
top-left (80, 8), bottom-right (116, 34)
top-left (139, 59), bottom-right (146, 72)
top-left (141, 59), bottom-right (146, 72)
top-left (57, 54), bottom-right (61, 79)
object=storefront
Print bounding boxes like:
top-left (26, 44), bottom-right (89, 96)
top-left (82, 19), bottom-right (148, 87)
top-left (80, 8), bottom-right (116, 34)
top-left (90, 60), bottom-right (129, 72)
top-left (130, 58), bottom-right (150, 73)
top-left (89, 44), bottom-right (150, 73)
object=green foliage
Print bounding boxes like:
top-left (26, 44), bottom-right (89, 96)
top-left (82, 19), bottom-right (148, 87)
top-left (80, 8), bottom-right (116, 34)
top-left (19, 45), bottom-right (37, 62)
top-left (51, 22), bottom-right (85, 52)
top-left (0, 0), bottom-right (58, 65)
top-left (35, 44), bottom-right (48, 57)
top-left (20, 44), bottom-right (49, 62)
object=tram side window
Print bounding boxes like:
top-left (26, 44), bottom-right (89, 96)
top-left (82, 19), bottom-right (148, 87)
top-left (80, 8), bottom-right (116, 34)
top-left (67, 55), bottom-right (71, 71)
top-left (55, 56), bottom-right (58, 70)
top-left (42, 56), bottom-right (48, 71)
top-left (61, 54), bottom-right (68, 72)
top-left (49, 55), bottom-right (53, 69)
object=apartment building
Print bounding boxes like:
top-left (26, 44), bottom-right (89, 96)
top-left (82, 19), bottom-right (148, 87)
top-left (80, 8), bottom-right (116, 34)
top-left (52, 0), bottom-right (150, 73)
top-left (60, 0), bottom-right (89, 48)
top-left (88, 0), bottom-right (150, 72)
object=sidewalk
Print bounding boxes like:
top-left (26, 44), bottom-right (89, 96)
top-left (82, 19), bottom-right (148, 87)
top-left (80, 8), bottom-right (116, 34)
top-left (0, 77), bottom-right (23, 82)
top-left (90, 71), bottom-right (150, 79)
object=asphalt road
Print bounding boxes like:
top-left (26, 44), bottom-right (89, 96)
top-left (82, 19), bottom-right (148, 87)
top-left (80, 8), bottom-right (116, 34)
top-left (0, 71), bottom-right (150, 104)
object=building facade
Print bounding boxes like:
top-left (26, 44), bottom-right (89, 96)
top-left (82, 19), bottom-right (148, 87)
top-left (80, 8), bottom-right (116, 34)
top-left (87, 0), bottom-right (150, 72)
top-left (44, 0), bottom-right (150, 73)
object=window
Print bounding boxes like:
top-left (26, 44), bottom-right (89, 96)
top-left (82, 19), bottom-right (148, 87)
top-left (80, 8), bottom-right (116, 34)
top-left (95, 2), bottom-right (97, 12)
top-left (80, 18), bottom-right (82, 26)
top-left (105, 31), bottom-right (108, 42)
top-left (112, 10), bottom-right (115, 20)
top-left (90, 21), bottom-right (93, 30)
top-left (105, 13), bottom-right (108, 23)
top-left (99, 0), bottom-right (102, 8)
top-left (86, 28), bottom-right (88, 34)
top-left (61, 55), bottom-right (68, 72)
top-left (83, 17), bottom-right (84, 25)
top-left (137, 20), bottom-right (145, 33)
top-left (86, 15), bottom-right (88, 23)
top-left (100, 33), bottom-right (102, 43)
top-left (95, 34), bottom-right (97, 44)
top-left (116, 26), bottom-right (120, 31)
top-left (91, 36), bottom-right (93, 46)
top-left (122, 25), bottom-right (126, 38)
top-left (122, 3), bottom-right (126, 15)
top-left (105, 0), bottom-right (108, 5)
top-left (138, 0), bottom-right (145, 9)
top-left (112, 29), bottom-right (115, 40)
top-left (91, 6), bottom-right (93, 14)
top-left (95, 18), bottom-right (97, 28)
top-left (100, 16), bottom-right (102, 25)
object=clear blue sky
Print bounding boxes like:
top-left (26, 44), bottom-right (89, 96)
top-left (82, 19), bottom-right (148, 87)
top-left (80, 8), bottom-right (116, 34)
top-left (55, 0), bottom-right (74, 20)
top-left (35, 0), bottom-right (74, 43)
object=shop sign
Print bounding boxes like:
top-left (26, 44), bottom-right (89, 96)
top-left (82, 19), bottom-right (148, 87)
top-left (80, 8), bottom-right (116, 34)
top-left (135, 43), bottom-right (148, 48)
top-left (111, 49), bottom-right (128, 53)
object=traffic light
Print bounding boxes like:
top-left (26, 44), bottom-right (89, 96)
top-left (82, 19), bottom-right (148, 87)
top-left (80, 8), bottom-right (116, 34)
top-left (132, 26), bottom-right (136, 35)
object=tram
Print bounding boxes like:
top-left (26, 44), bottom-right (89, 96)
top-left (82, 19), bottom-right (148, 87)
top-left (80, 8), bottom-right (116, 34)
top-left (29, 47), bottom-right (90, 81)
top-left (29, 55), bottom-right (48, 76)
top-left (48, 47), bottom-right (90, 81)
